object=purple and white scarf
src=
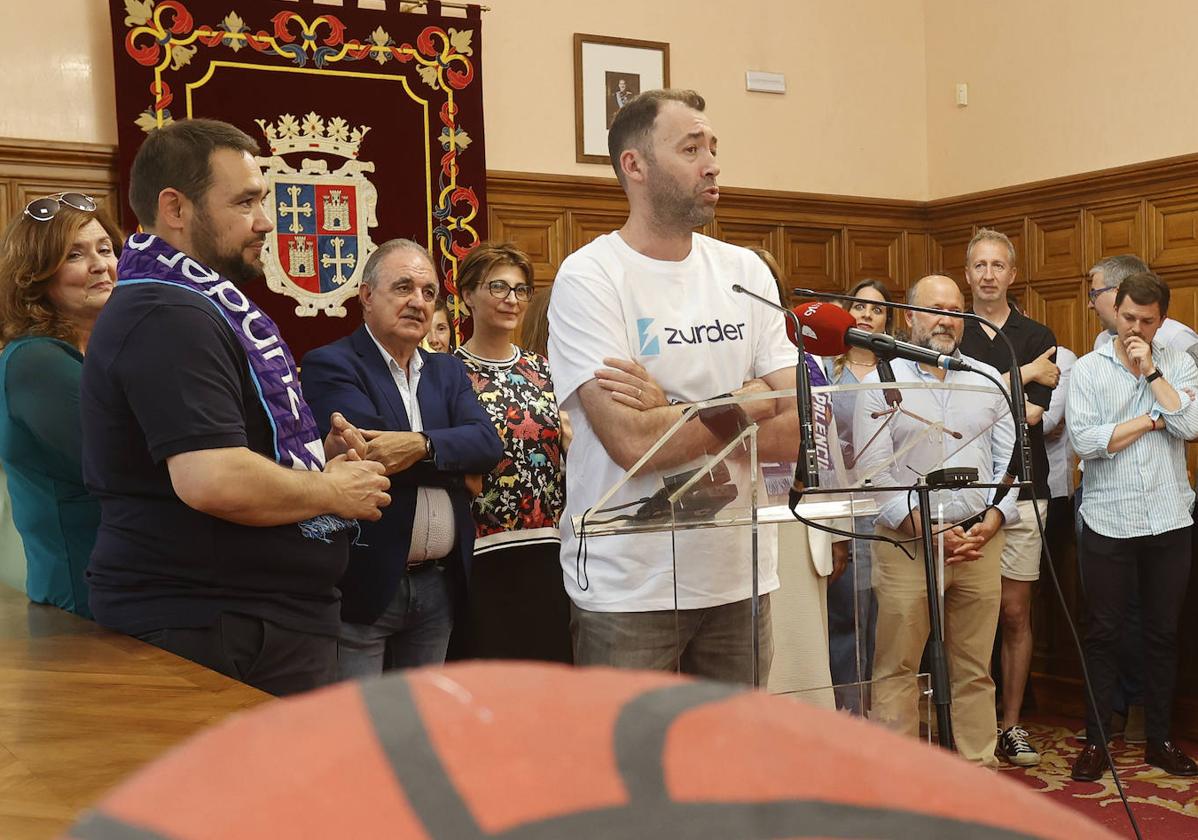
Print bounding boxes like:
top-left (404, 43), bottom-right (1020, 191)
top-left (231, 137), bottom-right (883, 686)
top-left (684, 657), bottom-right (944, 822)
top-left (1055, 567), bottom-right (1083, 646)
top-left (118, 234), bottom-right (353, 540)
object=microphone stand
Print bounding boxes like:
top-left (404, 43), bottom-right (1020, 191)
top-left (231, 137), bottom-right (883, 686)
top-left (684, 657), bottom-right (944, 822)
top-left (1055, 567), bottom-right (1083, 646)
top-left (732, 283), bottom-right (817, 689)
top-left (793, 288), bottom-right (1033, 485)
top-left (792, 287), bottom-right (1032, 752)
top-left (731, 285), bottom-right (819, 500)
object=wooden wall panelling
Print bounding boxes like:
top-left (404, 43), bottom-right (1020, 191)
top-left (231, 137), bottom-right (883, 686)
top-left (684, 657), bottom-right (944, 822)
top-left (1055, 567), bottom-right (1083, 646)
top-left (712, 219), bottom-right (789, 299)
top-left (1148, 194), bottom-right (1198, 268)
top-left (712, 219), bottom-right (783, 255)
top-left (904, 232), bottom-right (929, 288)
top-left (784, 227), bottom-right (841, 293)
top-left (566, 210), bottom-right (625, 254)
top-left (844, 228), bottom-right (902, 294)
top-left (0, 139), bottom-right (120, 231)
top-left (1028, 210), bottom-right (1084, 282)
top-left (928, 226), bottom-right (973, 283)
top-left (1024, 278), bottom-right (1085, 354)
top-left (1163, 278), bottom-right (1198, 341)
top-left (1084, 200), bottom-right (1147, 266)
top-left (486, 205), bottom-right (565, 283)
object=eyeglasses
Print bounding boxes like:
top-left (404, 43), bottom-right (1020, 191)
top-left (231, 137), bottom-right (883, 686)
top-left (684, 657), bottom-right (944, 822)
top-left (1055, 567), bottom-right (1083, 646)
top-left (1087, 285), bottom-right (1117, 304)
top-left (24, 192), bottom-right (98, 222)
top-left (486, 279), bottom-right (532, 302)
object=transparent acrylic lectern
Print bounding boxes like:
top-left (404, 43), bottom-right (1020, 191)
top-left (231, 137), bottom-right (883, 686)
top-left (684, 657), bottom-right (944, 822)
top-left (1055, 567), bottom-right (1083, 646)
top-left (570, 376), bottom-right (1013, 746)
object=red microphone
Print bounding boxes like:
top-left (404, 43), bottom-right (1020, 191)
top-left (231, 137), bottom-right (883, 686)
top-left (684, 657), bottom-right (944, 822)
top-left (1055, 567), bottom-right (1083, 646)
top-left (786, 302), bottom-right (854, 355)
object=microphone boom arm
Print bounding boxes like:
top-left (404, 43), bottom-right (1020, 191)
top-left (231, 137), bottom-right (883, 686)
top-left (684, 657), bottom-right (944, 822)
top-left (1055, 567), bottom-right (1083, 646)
top-left (731, 284), bottom-right (819, 501)
top-left (792, 287), bottom-right (1034, 488)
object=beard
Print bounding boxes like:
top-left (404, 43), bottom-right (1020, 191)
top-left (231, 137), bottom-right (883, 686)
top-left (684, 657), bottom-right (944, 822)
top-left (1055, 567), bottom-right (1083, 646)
top-left (913, 325), bottom-right (960, 355)
top-left (191, 206), bottom-right (263, 283)
top-left (645, 158), bottom-right (715, 231)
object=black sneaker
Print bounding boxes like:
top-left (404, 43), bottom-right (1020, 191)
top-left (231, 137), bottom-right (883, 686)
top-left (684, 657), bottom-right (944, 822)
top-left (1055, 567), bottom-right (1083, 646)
top-left (999, 725), bottom-right (1041, 767)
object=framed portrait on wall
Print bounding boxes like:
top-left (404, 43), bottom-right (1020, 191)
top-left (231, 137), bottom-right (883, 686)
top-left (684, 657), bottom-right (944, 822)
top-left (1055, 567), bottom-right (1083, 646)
top-left (574, 33), bottom-right (670, 165)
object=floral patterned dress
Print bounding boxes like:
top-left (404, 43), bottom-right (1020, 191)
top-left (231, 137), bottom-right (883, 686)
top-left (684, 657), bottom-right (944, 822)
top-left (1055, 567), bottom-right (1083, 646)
top-left (454, 343), bottom-right (571, 662)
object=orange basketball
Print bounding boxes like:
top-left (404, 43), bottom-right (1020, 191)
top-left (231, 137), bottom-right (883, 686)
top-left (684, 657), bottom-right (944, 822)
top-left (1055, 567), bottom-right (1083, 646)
top-left (66, 663), bottom-right (1115, 839)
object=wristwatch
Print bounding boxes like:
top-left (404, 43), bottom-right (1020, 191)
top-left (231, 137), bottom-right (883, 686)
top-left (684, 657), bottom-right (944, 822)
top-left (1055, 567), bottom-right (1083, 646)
top-left (421, 432), bottom-right (436, 462)
top-left (1145, 369), bottom-right (1163, 383)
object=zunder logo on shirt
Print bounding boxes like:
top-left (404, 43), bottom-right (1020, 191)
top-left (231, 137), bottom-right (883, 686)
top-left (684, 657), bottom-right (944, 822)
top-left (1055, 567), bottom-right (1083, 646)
top-left (637, 318), bottom-right (661, 356)
top-left (636, 317), bottom-right (748, 358)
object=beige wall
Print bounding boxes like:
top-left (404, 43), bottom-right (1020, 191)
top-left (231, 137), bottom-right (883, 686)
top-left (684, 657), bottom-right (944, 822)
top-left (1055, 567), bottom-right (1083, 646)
top-left (0, 1), bottom-right (118, 146)
top-left (924, 0), bottom-right (1198, 198)
top-left (484, 0), bottom-right (930, 199)
top-left (3, 1), bottom-right (1198, 201)
top-left (1, 0), bottom-right (928, 198)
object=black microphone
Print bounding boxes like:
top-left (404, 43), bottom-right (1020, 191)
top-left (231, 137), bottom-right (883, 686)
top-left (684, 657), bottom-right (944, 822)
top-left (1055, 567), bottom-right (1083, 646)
top-left (730, 284), bottom-right (818, 502)
top-left (851, 329), bottom-right (974, 372)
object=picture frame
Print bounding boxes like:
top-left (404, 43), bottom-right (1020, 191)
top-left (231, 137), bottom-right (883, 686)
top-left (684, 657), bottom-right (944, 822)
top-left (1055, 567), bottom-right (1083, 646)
top-left (573, 33), bottom-right (671, 165)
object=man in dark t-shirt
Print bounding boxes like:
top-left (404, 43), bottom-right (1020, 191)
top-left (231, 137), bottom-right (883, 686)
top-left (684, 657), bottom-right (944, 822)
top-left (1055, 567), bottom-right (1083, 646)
top-left (81, 119), bottom-right (391, 696)
top-left (958, 228), bottom-right (1059, 767)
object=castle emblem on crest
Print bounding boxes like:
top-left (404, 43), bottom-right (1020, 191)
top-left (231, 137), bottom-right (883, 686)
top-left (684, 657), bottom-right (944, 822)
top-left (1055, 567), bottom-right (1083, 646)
top-left (255, 113), bottom-right (379, 317)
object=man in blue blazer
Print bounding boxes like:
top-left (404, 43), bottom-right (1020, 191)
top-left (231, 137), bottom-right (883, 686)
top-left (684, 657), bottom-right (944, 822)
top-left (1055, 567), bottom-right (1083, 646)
top-left (301, 239), bottom-right (502, 678)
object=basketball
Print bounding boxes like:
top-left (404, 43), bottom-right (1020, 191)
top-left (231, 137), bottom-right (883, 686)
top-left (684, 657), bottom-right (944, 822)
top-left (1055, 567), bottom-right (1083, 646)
top-left (67, 663), bottom-right (1116, 839)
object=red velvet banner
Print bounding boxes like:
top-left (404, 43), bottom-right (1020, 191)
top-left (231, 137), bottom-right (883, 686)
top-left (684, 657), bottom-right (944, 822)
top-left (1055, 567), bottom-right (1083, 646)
top-left (108, 0), bottom-right (487, 356)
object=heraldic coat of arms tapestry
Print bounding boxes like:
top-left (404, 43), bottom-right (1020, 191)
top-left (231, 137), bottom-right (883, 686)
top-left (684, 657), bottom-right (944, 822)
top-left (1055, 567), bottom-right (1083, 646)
top-left (109, 0), bottom-right (487, 356)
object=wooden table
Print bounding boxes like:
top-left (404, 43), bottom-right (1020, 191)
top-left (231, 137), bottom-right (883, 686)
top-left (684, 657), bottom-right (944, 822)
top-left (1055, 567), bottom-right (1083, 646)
top-left (0, 585), bottom-right (271, 839)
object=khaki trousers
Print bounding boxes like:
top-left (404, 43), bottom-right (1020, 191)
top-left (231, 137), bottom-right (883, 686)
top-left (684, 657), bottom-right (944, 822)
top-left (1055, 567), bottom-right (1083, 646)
top-left (870, 524), bottom-right (1004, 768)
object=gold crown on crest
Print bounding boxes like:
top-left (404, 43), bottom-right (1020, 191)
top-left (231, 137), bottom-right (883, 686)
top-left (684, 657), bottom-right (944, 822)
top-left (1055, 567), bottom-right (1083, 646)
top-left (255, 113), bottom-right (371, 158)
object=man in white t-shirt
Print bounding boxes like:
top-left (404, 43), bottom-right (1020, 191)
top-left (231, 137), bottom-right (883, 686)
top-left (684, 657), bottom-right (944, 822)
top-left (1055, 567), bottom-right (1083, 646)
top-left (547, 89), bottom-right (799, 684)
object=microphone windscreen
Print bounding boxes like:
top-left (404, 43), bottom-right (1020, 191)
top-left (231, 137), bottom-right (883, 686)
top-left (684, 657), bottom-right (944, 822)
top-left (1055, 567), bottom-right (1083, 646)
top-left (788, 302), bottom-right (855, 355)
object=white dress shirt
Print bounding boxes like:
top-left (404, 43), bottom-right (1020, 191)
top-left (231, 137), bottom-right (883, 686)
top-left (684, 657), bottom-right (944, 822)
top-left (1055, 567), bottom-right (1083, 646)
top-left (1042, 346), bottom-right (1077, 499)
top-left (852, 356), bottom-right (1020, 531)
top-left (365, 326), bottom-right (456, 563)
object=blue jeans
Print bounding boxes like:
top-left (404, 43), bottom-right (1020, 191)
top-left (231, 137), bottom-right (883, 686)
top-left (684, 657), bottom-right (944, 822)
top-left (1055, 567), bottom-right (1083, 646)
top-left (827, 536), bottom-right (878, 714)
top-left (570, 595), bottom-right (773, 686)
top-left (336, 564), bottom-right (453, 680)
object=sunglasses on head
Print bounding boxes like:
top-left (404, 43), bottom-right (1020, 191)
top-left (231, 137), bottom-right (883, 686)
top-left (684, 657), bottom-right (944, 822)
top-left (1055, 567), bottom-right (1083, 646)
top-left (24, 192), bottom-right (98, 222)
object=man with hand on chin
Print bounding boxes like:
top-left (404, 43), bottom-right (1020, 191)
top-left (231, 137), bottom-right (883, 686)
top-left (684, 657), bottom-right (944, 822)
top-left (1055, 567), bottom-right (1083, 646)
top-left (82, 119), bottom-right (391, 696)
top-left (853, 274), bottom-right (1017, 769)
top-left (1067, 271), bottom-right (1198, 781)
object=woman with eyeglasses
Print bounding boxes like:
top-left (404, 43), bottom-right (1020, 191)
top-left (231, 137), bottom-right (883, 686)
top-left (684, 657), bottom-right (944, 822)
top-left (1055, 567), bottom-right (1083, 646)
top-left (823, 278), bottom-right (895, 714)
top-left (0, 192), bottom-right (122, 618)
top-left (453, 243), bottom-right (571, 662)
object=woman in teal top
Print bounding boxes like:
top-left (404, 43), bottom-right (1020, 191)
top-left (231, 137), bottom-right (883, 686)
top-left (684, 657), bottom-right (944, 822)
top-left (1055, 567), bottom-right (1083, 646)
top-left (0, 193), bottom-right (121, 618)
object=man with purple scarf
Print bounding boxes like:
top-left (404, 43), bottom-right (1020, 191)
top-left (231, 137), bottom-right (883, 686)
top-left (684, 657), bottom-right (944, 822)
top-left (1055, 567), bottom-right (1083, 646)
top-left (81, 119), bottom-right (391, 697)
